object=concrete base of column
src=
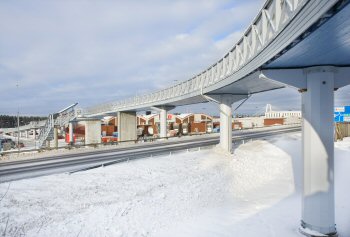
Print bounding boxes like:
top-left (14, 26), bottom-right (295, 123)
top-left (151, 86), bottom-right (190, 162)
top-left (69, 122), bottom-right (74, 145)
top-left (54, 127), bottom-right (58, 149)
top-left (84, 120), bottom-right (102, 145)
top-left (299, 226), bottom-right (338, 237)
top-left (118, 111), bottom-right (137, 142)
top-left (159, 109), bottom-right (167, 139)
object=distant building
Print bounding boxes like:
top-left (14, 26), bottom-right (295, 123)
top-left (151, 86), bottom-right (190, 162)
top-left (264, 104), bottom-right (301, 119)
top-left (264, 104), bottom-right (301, 126)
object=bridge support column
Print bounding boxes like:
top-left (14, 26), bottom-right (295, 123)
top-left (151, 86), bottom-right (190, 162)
top-left (204, 94), bottom-right (247, 154)
top-left (260, 66), bottom-right (350, 237)
top-left (299, 68), bottom-right (337, 236)
top-left (117, 111), bottom-right (137, 142)
top-left (54, 127), bottom-right (58, 149)
top-left (151, 106), bottom-right (175, 139)
top-left (69, 122), bottom-right (74, 145)
top-left (159, 109), bottom-right (167, 139)
top-left (84, 119), bottom-right (101, 145)
top-left (219, 95), bottom-right (234, 153)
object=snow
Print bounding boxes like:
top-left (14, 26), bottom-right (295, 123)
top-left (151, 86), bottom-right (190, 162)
top-left (0, 133), bottom-right (349, 237)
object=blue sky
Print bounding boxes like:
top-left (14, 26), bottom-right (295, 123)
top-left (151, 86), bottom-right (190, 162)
top-left (0, 0), bottom-right (349, 116)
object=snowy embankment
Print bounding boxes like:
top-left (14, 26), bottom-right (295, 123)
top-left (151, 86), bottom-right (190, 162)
top-left (0, 133), bottom-right (349, 237)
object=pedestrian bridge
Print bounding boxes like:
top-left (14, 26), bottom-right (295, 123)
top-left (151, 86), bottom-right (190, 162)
top-left (82, 1), bottom-right (350, 236)
top-left (4, 1), bottom-right (350, 236)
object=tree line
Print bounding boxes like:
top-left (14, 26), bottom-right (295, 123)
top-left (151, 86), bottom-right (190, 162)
top-left (0, 115), bottom-right (47, 128)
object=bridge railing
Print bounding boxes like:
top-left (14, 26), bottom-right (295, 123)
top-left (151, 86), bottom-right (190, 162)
top-left (86, 0), bottom-right (306, 115)
top-left (38, 114), bottom-right (54, 147)
top-left (54, 109), bottom-right (76, 127)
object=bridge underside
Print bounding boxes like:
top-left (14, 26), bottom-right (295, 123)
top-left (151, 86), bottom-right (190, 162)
top-left (164, 74), bottom-right (283, 107)
top-left (264, 2), bottom-right (350, 69)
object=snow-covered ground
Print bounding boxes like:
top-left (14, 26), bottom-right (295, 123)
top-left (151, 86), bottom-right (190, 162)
top-left (0, 133), bottom-right (349, 237)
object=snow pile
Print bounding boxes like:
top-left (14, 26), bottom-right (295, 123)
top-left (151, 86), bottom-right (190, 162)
top-left (0, 133), bottom-right (349, 237)
top-left (231, 138), bottom-right (295, 201)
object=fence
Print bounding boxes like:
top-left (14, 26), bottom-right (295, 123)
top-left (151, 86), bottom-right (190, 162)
top-left (335, 122), bottom-right (350, 141)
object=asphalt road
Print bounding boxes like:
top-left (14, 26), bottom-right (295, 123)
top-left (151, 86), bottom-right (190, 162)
top-left (0, 126), bottom-right (301, 183)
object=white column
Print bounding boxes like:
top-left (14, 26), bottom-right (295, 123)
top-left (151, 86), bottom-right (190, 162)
top-left (69, 122), bottom-right (74, 144)
top-left (25, 130), bottom-right (29, 138)
top-left (300, 68), bottom-right (337, 236)
top-left (159, 108), bottom-right (167, 138)
top-left (54, 127), bottom-right (58, 149)
top-left (219, 95), bottom-right (233, 153)
top-left (259, 66), bottom-right (347, 236)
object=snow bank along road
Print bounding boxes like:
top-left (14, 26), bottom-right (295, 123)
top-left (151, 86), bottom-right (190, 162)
top-left (0, 133), bottom-right (349, 237)
top-left (0, 126), bottom-right (300, 183)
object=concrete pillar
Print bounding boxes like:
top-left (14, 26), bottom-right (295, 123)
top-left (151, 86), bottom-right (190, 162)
top-left (84, 119), bottom-right (101, 145)
top-left (151, 106), bottom-right (175, 138)
top-left (299, 68), bottom-right (337, 236)
top-left (219, 95), bottom-right (233, 153)
top-left (117, 111), bottom-right (137, 142)
top-left (69, 122), bottom-right (74, 144)
top-left (259, 66), bottom-right (347, 237)
top-left (25, 130), bottom-right (29, 138)
top-left (54, 127), bottom-right (58, 149)
top-left (159, 109), bottom-right (167, 138)
top-left (203, 94), bottom-right (247, 154)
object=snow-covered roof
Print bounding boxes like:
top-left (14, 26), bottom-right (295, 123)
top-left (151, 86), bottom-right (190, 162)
top-left (176, 113), bottom-right (193, 119)
top-left (142, 114), bottom-right (158, 120)
top-left (102, 116), bottom-right (115, 123)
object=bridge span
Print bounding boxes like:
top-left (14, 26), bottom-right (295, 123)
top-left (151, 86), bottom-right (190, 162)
top-left (81, 1), bottom-right (350, 236)
top-left (83, 1), bottom-right (350, 236)
top-left (3, 0), bottom-right (349, 236)
top-left (80, 1), bottom-right (350, 236)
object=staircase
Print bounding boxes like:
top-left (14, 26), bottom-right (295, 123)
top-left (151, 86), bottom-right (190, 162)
top-left (37, 114), bottom-right (54, 148)
top-left (37, 104), bottom-right (78, 148)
